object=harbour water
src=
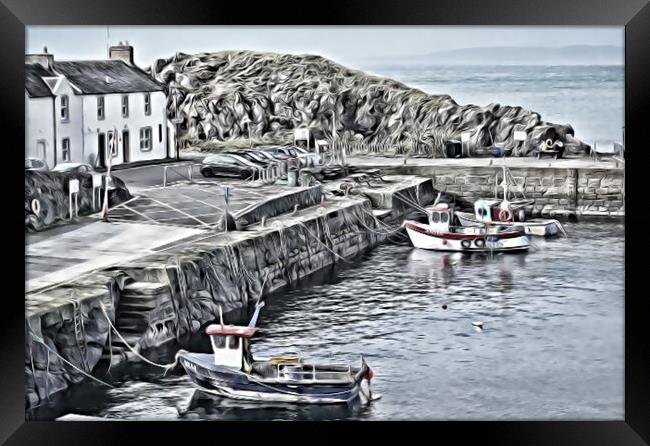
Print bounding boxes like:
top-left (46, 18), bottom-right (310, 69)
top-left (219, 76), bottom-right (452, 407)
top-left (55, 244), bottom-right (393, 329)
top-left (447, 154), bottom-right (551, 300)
top-left (35, 221), bottom-right (624, 421)
top-left (361, 64), bottom-right (625, 145)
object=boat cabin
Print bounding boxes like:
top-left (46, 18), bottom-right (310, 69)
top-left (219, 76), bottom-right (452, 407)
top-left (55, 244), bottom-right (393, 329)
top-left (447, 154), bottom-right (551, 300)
top-left (426, 203), bottom-right (454, 231)
top-left (205, 324), bottom-right (257, 370)
top-left (474, 199), bottom-right (504, 223)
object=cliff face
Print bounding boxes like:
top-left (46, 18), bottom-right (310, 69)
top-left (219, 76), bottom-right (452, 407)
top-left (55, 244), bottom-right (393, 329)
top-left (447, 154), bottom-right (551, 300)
top-left (151, 50), bottom-right (590, 156)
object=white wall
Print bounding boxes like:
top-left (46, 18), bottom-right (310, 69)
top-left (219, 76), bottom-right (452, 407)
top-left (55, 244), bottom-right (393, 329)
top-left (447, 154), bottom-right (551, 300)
top-left (53, 79), bottom-right (84, 166)
top-left (82, 90), bottom-right (168, 166)
top-left (25, 92), bottom-right (55, 167)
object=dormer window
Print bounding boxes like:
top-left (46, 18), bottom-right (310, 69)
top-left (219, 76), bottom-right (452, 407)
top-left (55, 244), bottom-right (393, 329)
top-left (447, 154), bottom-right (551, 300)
top-left (97, 96), bottom-right (105, 120)
top-left (60, 95), bottom-right (69, 121)
top-left (144, 93), bottom-right (151, 116)
top-left (121, 95), bottom-right (129, 118)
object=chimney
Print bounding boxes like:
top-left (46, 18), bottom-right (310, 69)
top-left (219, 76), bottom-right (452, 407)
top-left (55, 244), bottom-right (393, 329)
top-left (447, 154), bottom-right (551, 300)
top-left (109, 41), bottom-right (134, 65)
top-left (25, 46), bottom-right (54, 70)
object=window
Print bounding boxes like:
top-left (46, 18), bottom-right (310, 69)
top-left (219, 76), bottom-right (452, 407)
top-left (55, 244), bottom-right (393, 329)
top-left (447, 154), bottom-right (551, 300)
top-left (211, 336), bottom-right (226, 349)
top-left (107, 131), bottom-right (118, 157)
top-left (97, 96), bottom-right (105, 120)
top-left (431, 212), bottom-right (440, 223)
top-left (441, 212), bottom-right (449, 223)
top-left (139, 127), bottom-right (152, 152)
top-left (159, 124), bottom-right (163, 142)
top-left (144, 93), bottom-right (151, 115)
top-left (228, 336), bottom-right (240, 350)
top-left (61, 138), bottom-right (70, 161)
top-left (121, 95), bottom-right (129, 118)
top-left (60, 95), bottom-right (69, 121)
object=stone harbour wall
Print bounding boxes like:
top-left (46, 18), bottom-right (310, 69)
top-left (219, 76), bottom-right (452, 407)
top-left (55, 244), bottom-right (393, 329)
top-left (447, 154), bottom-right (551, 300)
top-left (25, 178), bottom-right (434, 410)
top-left (394, 165), bottom-right (624, 218)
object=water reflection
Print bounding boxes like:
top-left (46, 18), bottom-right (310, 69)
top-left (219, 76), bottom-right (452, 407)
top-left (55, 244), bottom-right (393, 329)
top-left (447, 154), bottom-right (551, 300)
top-left (179, 390), bottom-right (371, 421)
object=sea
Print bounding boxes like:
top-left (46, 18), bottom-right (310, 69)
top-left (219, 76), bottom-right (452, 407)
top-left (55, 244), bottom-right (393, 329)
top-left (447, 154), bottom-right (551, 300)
top-left (360, 64), bottom-right (625, 144)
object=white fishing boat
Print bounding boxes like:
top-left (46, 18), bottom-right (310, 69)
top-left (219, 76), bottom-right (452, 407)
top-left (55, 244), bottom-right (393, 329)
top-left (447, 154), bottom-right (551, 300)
top-left (455, 165), bottom-right (566, 238)
top-left (403, 203), bottom-right (530, 253)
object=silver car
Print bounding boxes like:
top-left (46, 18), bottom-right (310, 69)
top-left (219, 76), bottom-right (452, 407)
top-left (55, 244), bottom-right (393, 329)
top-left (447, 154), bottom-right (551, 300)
top-left (25, 157), bottom-right (49, 171)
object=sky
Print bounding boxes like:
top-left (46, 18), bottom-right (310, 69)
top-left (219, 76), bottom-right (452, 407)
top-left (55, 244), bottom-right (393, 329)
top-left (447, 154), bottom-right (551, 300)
top-left (26, 26), bottom-right (623, 68)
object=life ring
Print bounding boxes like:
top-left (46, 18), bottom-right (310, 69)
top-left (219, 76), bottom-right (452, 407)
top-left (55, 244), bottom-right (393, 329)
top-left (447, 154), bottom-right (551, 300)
top-left (31, 198), bottom-right (41, 216)
top-left (499, 208), bottom-right (513, 222)
top-left (474, 238), bottom-right (486, 248)
top-left (461, 239), bottom-right (472, 249)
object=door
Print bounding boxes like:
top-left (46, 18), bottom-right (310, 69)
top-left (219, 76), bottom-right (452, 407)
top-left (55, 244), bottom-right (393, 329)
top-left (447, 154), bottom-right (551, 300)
top-left (122, 130), bottom-right (130, 163)
top-left (98, 132), bottom-right (106, 168)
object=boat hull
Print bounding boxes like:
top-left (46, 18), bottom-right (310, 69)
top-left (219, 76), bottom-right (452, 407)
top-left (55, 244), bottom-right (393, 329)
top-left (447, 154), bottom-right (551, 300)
top-left (404, 221), bottom-right (530, 252)
top-left (179, 352), bottom-right (363, 405)
top-left (456, 211), bottom-right (563, 237)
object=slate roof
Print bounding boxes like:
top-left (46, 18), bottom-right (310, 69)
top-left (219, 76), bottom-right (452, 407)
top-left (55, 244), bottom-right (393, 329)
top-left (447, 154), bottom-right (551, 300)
top-left (51, 60), bottom-right (165, 95)
top-left (25, 64), bottom-right (55, 98)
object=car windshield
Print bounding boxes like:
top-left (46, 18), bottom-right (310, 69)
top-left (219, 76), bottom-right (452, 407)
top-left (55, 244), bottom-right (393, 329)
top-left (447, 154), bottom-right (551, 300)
top-left (26, 159), bottom-right (44, 168)
top-left (206, 155), bottom-right (238, 164)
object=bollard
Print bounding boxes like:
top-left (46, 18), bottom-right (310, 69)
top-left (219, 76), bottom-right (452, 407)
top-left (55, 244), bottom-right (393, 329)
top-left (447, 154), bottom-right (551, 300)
top-left (261, 216), bottom-right (266, 227)
top-left (188, 164), bottom-right (193, 183)
top-left (163, 166), bottom-right (168, 188)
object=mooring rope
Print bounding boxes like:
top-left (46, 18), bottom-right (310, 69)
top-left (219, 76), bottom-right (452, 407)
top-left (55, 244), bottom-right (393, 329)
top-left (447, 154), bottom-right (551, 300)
top-left (28, 330), bottom-right (115, 389)
top-left (296, 221), bottom-right (354, 264)
top-left (392, 190), bottom-right (430, 215)
top-left (98, 302), bottom-right (179, 374)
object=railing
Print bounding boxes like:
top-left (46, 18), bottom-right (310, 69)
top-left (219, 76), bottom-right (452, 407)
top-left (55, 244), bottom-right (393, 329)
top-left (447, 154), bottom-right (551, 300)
top-left (276, 363), bottom-right (353, 382)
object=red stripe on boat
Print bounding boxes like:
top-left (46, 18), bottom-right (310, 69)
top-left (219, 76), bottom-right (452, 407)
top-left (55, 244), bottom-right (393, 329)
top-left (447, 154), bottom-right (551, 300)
top-left (205, 325), bottom-right (258, 337)
top-left (404, 222), bottom-right (524, 240)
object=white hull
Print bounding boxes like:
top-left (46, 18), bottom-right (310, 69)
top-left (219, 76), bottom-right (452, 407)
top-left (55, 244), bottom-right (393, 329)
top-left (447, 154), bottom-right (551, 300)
top-left (404, 221), bottom-right (530, 253)
top-left (456, 212), bottom-right (564, 237)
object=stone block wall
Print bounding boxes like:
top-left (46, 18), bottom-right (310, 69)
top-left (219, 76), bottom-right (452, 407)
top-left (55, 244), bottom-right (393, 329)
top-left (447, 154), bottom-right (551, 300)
top-left (396, 165), bottom-right (624, 218)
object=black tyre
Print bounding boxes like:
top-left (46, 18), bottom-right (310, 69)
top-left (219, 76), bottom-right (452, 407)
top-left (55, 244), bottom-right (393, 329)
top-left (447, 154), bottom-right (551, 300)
top-left (200, 167), bottom-right (214, 178)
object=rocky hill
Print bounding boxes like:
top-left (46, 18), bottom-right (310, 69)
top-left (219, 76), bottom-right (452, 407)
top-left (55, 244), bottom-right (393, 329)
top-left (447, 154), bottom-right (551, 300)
top-left (150, 50), bottom-right (590, 157)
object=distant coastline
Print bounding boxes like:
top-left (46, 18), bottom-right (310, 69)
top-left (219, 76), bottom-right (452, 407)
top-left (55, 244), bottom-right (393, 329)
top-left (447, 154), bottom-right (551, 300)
top-left (362, 45), bottom-right (624, 66)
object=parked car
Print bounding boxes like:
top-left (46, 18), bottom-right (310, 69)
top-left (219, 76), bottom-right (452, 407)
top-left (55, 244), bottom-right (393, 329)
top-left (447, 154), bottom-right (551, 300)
top-left (200, 154), bottom-right (257, 179)
top-left (260, 145), bottom-right (320, 168)
top-left (52, 162), bottom-right (95, 174)
top-left (293, 146), bottom-right (322, 167)
top-left (223, 150), bottom-right (275, 168)
top-left (25, 157), bottom-right (49, 171)
top-left (256, 146), bottom-right (294, 162)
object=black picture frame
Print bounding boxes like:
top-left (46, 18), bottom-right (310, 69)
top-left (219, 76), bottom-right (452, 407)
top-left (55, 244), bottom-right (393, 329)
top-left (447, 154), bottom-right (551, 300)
top-left (4, 0), bottom-right (648, 443)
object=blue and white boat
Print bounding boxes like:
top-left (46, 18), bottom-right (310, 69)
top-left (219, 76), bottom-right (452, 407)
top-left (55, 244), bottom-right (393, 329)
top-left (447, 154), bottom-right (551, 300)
top-left (177, 303), bottom-right (376, 405)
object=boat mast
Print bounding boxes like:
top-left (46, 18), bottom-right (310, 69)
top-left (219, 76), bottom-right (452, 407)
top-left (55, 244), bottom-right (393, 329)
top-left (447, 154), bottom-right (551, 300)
top-left (501, 164), bottom-right (509, 203)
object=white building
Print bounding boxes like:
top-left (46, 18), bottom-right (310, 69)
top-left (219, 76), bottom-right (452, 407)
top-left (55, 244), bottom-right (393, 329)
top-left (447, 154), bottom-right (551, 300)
top-left (25, 44), bottom-right (177, 169)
